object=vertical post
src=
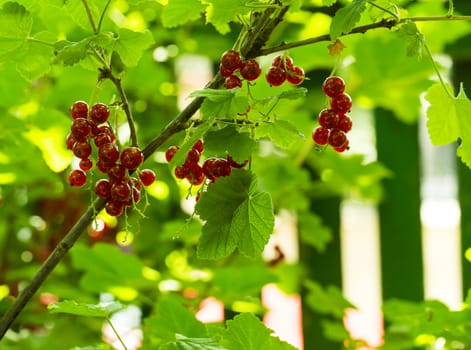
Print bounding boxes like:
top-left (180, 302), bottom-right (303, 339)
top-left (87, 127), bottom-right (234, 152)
top-left (375, 108), bottom-right (424, 301)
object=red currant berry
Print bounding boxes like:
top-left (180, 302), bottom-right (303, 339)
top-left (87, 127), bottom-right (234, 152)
top-left (312, 126), bottom-right (330, 145)
top-left (330, 93), bottom-right (352, 114)
top-left (225, 75), bottom-right (242, 89)
top-left (107, 164), bottom-right (127, 182)
top-left (185, 148), bottom-right (200, 165)
top-left (203, 158), bottom-right (231, 179)
top-left (130, 177), bottom-right (142, 191)
top-left (138, 169), bottom-right (156, 186)
top-left (328, 128), bottom-right (347, 148)
top-left (337, 114), bottom-right (352, 133)
top-left (66, 133), bottom-right (77, 150)
top-left (318, 109), bottom-right (339, 129)
top-left (99, 143), bottom-right (120, 163)
top-left (322, 76), bottom-right (346, 97)
top-left (90, 103), bottom-right (110, 124)
top-left (226, 155), bottom-right (248, 169)
top-left (240, 59), bottom-right (261, 81)
top-left (220, 50), bottom-right (242, 72)
top-left (79, 158), bottom-right (93, 171)
top-left (174, 165), bottom-right (189, 179)
top-left (96, 159), bottom-right (114, 174)
top-left (105, 199), bottom-right (125, 216)
top-left (334, 139), bottom-right (349, 153)
top-left (125, 186), bottom-right (141, 206)
top-left (71, 118), bottom-right (91, 141)
top-left (94, 125), bottom-right (115, 140)
top-left (94, 178), bottom-right (111, 199)
top-left (111, 181), bottom-right (132, 202)
top-left (272, 55), bottom-right (294, 70)
top-left (186, 164), bottom-right (205, 186)
top-left (120, 146), bottom-right (144, 171)
top-left (286, 66), bottom-right (305, 86)
top-left (70, 100), bottom-right (89, 119)
top-left (220, 64), bottom-right (236, 78)
top-left (94, 133), bottom-right (112, 148)
top-left (165, 145), bottom-right (180, 163)
top-left (73, 141), bottom-right (92, 159)
top-left (266, 66), bottom-right (286, 87)
top-left (192, 139), bottom-right (204, 153)
top-left (68, 169), bottom-right (87, 187)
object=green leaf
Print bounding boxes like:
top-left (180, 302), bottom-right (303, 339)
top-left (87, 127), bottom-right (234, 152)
top-left (424, 83), bottom-right (460, 146)
top-left (145, 297), bottom-right (207, 342)
top-left (201, 0), bottom-right (251, 34)
top-left (48, 300), bottom-right (123, 318)
top-left (204, 126), bottom-right (257, 163)
top-left (113, 28), bottom-right (154, 67)
top-left (221, 313), bottom-right (296, 350)
top-left (298, 212), bottom-right (332, 253)
top-left (190, 89), bottom-right (250, 119)
top-left (397, 21), bottom-right (425, 58)
top-left (329, 0), bottom-right (368, 40)
top-left (14, 32), bottom-right (55, 80)
top-left (161, 337), bottom-right (226, 350)
top-left (0, 2), bottom-right (32, 58)
top-left (255, 120), bottom-right (304, 150)
top-left (195, 169), bottom-right (274, 259)
top-left (162, 0), bottom-right (206, 28)
top-left (304, 280), bottom-right (355, 318)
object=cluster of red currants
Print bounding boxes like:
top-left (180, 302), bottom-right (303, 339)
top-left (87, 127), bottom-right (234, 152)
top-left (219, 50), bottom-right (262, 89)
top-left (312, 76), bottom-right (353, 153)
top-left (66, 100), bottom-right (156, 216)
top-left (165, 140), bottom-right (247, 186)
top-left (265, 55), bottom-right (305, 87)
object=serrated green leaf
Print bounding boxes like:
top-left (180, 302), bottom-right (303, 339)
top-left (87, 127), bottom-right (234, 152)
top-left (204, 126), bottom-right (256, 163)
top-left (48, 300), bottom-right (123, 318)
top-left (162, 0), bottom-right (206, 28)
top-left (195, 169), bottom-right (274, 259)
top-left (14, 31), bottom-right (55, 80)
top-left (278, 88), bottom-right (308, 100)
top-left (329, 0), bottom-right (368, 40)
top-left (65, 0), bottom-right (108, 31)
top-left (0, 2), bottom-right (32, 58)
top-left (201, 0), bottom-right (251, 34)
top-left (298, 212), bottom-right (332, 253)
top-left (161, 337), bottom-right (226, 350)
top-left (145, 297), bottom-right (207, 342)
top-left (221, 313), bottom-right (296, 350)
top-left (255, 120), bottom-right (304, 150)
top-left (424, 83), bottom-right (460, 145)
top-left (304, 280), bottom-right (355, 318)
top-left (397, 21), bottom-right (425, 58)
top-left (113, 28), bottom-right (154, 67)
top-left (197, 92), bottom-right (250, 119)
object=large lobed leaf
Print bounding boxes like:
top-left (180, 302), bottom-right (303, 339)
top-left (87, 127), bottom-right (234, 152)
top-left (195, 169), bottom-right (274, 260)
top-left (329, 0), bottom-right (368, 40)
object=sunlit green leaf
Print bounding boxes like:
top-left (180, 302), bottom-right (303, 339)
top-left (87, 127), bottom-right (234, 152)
top-left (329, 0), bottom-right (367, 39)
top-left (113, 28), bottom-right (154, 67)
top-left (255, 120), bottom-right (304, 150)
top-left (204, 126), bottom-right (256, 163)
top-left (162, 0), bottom-right (206, 28)
top-left (397, 21), bottom-right (425, 58)
top-left (201, 0), bottom-right (251, 34)
top-left (48, 300), bottom-right (123, 318)
top-left (0, 2), bottom-right (32, 57)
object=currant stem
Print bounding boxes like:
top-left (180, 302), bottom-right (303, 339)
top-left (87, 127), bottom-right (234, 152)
top-left (97, 0), bottom-right (112, 33)
top-left (106, 317), bottom-right (129, 350)
top-left (423, 42), bottom-right (455, 100)
top-left (81, 0), bottom-right (97, 34)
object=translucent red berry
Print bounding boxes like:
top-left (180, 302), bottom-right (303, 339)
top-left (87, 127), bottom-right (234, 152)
top-left (94, 178), bottom-right (111, 199)
top-left (328, 128), bottom-right (347, 148)
top-left (105, 199), bottom-right (125, 216)
top-left (192, 139), bottom-right (204, 153)
top-left (111, 181), bottom-right (132, 202)
top-left (312, 126), bottom-right (330, 145)
top-left (286, 66), bottom-right (305, 86)
top-left (71, 118), bottom-right (91, 141)
top-left (330, 93), bottom-right (352, 114)
top-left (185, 148), bottom-right (200, 165)
top-left (334, 139), bottom-right (349, 153)
top-left (66, 133), bottom-right (77, 150)
top-left (225, 75), bottom-right (243, 89)
top-left (322, 76), bottom-right (345, 97)
top-left (165, 145), bottom-right (180, 162)
top-left (107, 164), bottom-right (127, 182)
top-left (90, 103), bottom-right (110, 124)
top-left (79, 158), bottom-right (93, 171)
top-left (272, 55), bottom-right (294, 70)
top-left (120, 146), bottom-right (144, 171)
top-left (337, 114), bottom-right (352, 133)
top-left (68, 169), bottom-right (87, 187)
top-left (70, 101), bottom-right (89, 119)
top-left (318, 109), bottom-right (339, 129)
top-left (99, 143), bottom-right (120, 163)
top-left (220, 50), bottom-right (242, 73)
top-left (73, 141), bottom-right (92, 159)
top-left (266, 66), bottom-right (286, 87)
top-left (240, 59), bottom-right (261, 81)
top-left (138, 169), bottom-right (156, 186)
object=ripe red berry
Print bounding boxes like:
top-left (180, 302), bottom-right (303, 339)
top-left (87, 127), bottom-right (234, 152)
top-left (79, 158), bottom-right (93, 171)
top-left (174, 165), bottom-right (189, 179)
top-left (337, 114), bottom-right (352, 133)
top-left (107, 164), bottom-right (127, 182)
top-left (165, 145), bottom-right (180, 162)
top-left (330, 93), bottom-right (352, 114)
top-left (334, 139), bottom-right (349, 153)
top-left (220, 64), bottom-right (236, 78)
top-left (266, 66), bottom-right (286, 87)
top-left (203, 157), bottom-right (231, 180)
top-left (68, 169), bottom-right (87, 187)
top-left (240, 59), bottom-right (261, 81)
top-left (94, 133), bottom-right (112, 148)
top-left (185, 148), bottom-right (200, 165)
top-left (73, 141), bottom-right (92, 159)
top-left (186, 164), bottom-right (205, 186)
top-left (272, 55), bottom-right (294, 70)
top-left (286, 66), bottom-right (305, 86)
top-left (96, 159), bottom-right (114, 174)
top-left (138, 169), bottom-right (156, 186)
top-left (225, 75), bottom-right (243, 89)
top-left (94, 125), bottom-right (115, 141)
top-left (322, 76), bottom-right (345, 97)
top-left (226, 155), bottom-right (248, 169)
top-left (94, 178), bottom-right (111, 199)
top-left (328, 128), bottom-right (347, 148)
top-left (105, 199), bottom-right (125, 217)
top-left (71, 118), bottom-right (91, 141)
top-left (120, 146), bottom-right (144, 171)
top-left (70, 101), bottom-right (89, 119)
top-left (111, 181), bottom-right (132, 202)
top-left (130, 177), bottom-right (142, 191)
top-left (66, 133), bottom-right (77, 150)
top-left (220, 50), bottom-right (242, 72)
top-left (312, 126), bottom-right (330, 145)
top-left (318, 109), bottom-right (339, 129)
top-left (192, 139), bottom-right (204, 153)
top-left (99, 143), bottom-right (120, 163)
top-left (90, 103), bottom-right (110, 124)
